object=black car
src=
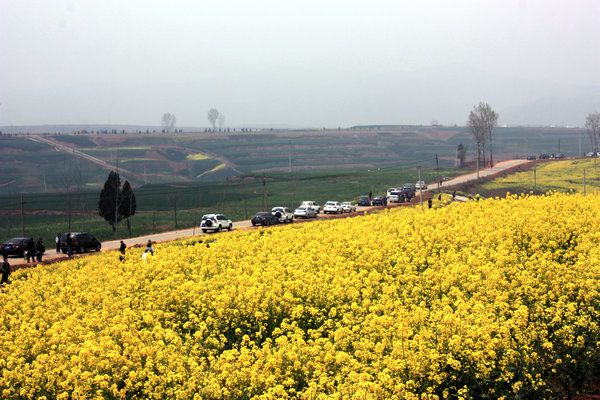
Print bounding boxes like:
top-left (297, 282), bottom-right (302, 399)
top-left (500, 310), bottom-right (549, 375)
top-left (1, 237), bottom-right (34, 257)
top-left (357, 196), bottom-right (371, 206)
top-left (372, 196), bottom-right (387, 206)
top-left (60, 232), bottom-right (101, 254)
top-left (251, 212), bottom-right (279, 226)
top-left (538, 153), bottom-right (550, 160)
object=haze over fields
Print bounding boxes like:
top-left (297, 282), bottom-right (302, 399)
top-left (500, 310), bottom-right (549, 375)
top-left (1, 0), bottom-right (599, 128)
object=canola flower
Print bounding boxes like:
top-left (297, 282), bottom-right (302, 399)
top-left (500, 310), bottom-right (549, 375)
top-left (0, 193), bottom-right (599, 399)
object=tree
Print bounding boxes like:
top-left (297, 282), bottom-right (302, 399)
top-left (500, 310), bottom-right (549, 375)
top-left (207, 108), bottom-right (220, 131)
top-left (119, 180), bottom-right (137, 236)
top-left (98, 171), bottom-right (123, 233)
top-left (161, 112), bottom-right (176, 133)
top-left (585, 112), bottom-right (600, 153)
top-left (468, 102), bottom-right (498, 174)
top-left (217, 114), bottom-right (225, 130)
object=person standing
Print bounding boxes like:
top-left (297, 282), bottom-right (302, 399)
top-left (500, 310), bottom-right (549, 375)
top-left (146, 240), bottom-right (155, 255)
top-left (35, 238), bottom-right (45, 262)
top-left (55, 233), bottom-right (62, 253)
top-left (26, 238), bottom-right (35, 263)
top-left (428, 198), bottom-right (433, 209)
top-left (119, 240), bottom-right (126, 262)
top-left (66, 233), bottom-right (73, 258)
top-left (0, 255), bottom-right (10, 284)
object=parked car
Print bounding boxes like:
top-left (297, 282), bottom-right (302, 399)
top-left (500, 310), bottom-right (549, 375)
top-left (554, 152), bottom-right (565, 159)
top-left (272, 207), bottom-right (294, 223)
top-left (415, 181), bottom-right (427, 190)
top-left (372, 196), bottom-right (387, 206)
top-left (251, 212), bottom-right (279, 226)
top-left (388, 191), bottom-right (401, 203)
top-left (200, 214), bottom-right (233, 233)
top-left (538, 153), bottom-right (550, 159)
top-left (323, 201), bottom-right (343, 214)
top-left (357, 196), bottom-right (371, 206)
top-left (402, 183), bottom-right (416, 193)
top-left (526, 155), bottom-right (537, 160)
top-left (341, 202), bottom-right (357, 213)
top-left (0, 237), bottom-right (34, 257)
top-left (60, 232), bottom-right (101, 254)
top-left (300, 201), bottom-right (320, 214)
top-left (400, 188), bottom-right (415, 201)
top-left (293, 206), bottom-right (317, 219)
top-left (386, 187), bottom-right (398, 198)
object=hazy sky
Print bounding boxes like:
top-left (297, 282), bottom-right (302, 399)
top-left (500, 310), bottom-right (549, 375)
top-left (1, 0), bottom-right (599, 127)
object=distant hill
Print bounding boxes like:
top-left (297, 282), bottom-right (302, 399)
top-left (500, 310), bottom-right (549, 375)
top-left (500, 86), bottom-right (600, 127)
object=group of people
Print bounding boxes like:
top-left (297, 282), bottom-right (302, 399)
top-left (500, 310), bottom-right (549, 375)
top-left (24, 238), bottom-right (46, 263)
top-left (118, 239), bottom-right (155, 262)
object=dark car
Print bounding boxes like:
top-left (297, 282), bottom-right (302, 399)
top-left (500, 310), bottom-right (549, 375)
top-left (538, 153), bottom-right (550, 160)
top-left (526, 155), bottom-right (536, 160)
top-left (372, 196), bottom-right (387, 206)
top-left (357, 196), bottom-right (371, 206)
top-left (60, 232), bottom-right (101, 254)
top-left (251, 212), bottom-right (279, 226)
top-left (1, 237), bottom-right (34, 257)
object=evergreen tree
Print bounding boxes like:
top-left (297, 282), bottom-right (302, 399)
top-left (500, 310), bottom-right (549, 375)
top-left (98, 171), bottom-right (123, 233)
top-left (119, 180), bottom-right (137, 236)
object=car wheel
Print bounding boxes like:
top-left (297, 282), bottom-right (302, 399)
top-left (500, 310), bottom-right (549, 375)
top-left (217, 225), bottom-right (222, 232)
top-left (95, 244), bottom-right (101, 252)
top-left (202, 229), bottom-right (208, 233)
top-left (228, 223), bottom-right (233, 231)
top-left (79, 245), bottom-right (84, 253)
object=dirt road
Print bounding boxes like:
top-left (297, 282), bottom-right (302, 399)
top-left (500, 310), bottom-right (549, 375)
top-left (9, 159), bottom-right (531, 268)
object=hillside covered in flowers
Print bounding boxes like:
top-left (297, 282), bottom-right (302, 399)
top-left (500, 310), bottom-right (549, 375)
top-left (1, 193), bottom-right (599, 399)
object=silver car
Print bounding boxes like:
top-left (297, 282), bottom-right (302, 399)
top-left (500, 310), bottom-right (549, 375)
top-left (293, 206), bottom-right (317, 219)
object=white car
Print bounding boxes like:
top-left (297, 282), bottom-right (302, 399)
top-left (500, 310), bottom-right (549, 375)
top-left (272, 207), bottom-right (294, 223)
top-left (200, 214), bottom-right (233, 233)
top-left (388, 191), bottom-right (401, 203)
top-left (386, 187), bottom-right (398, 198)
top-left (415, 181), bottom-right (427, 190)
top-left (293, 206), bottom-right (317, 219)
top-left (341, 202), bottom-right (357, 213)
top-left (323, 201), bottom-right (343, 214)
top-left (300, 201), bottom-right (320, 214)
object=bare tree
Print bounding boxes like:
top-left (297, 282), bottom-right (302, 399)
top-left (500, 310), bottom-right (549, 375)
top-left (468, 102), bottom-right (498, 174)
top-left (217, 114), bottom-right (225, 130)
top-left (585, 112), bottom-right (600, 153)
top-left (161, 112), bottom-right (176, 133)
top-left (207, 108), bottom-right (220, 131)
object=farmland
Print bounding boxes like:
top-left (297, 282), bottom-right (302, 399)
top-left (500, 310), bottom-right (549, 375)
top-left (0, 166), bottom-right (462, 244)
top-left (0, 126), bottom-right (584, 195)
top-left (458, 158), bottom-right (600, 197)
top-left (1, 193), bottom-right (598, 398)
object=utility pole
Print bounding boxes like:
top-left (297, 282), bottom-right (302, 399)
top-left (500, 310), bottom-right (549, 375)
top-left (558, 138), bottom-right (561, 154)
top-left (144, 165), bottom-right (147, 185)
top-left (533, 159), bottom-right (537, 191)
top-left (242, 179), bottom-right (248, 219)
top-left (579, 129), bottom-right (582, 157)
top-left (476, 145), bottom-right (480, 179)
top-left (262, 175), bottom-right (267, 210)
top-left (20, 195), bottom-right (25, 236)
top-left (288, 140), bottom-right (292, 174)
top-left (583, 168), bottom-right (587, 195)
top-left (417, 166), bottom-right (423, 207)
top-left (435, 154), bottom-right (440, 193)
top-left (152, 211), bottom-right (156, 233)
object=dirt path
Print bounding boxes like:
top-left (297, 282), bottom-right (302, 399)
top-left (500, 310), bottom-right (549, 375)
top-left (9, 159), bottom-right (528, 268)
top-left (28, 135), bottom-right (140, 179)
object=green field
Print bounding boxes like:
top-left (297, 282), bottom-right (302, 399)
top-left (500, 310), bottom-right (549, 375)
top-left (462, 158), bottom-right (600, 196)
top-left (0, 166), bottom-right (464, 245)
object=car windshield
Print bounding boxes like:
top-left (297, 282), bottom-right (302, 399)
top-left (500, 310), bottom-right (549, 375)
top-left (4, 238), bottom-right (25, 244)
top-left (325, 202), bottom-right (336, 205)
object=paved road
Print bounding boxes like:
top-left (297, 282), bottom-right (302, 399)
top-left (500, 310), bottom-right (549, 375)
top-left (440, 159), bottom-right (532, 188)
top-left (9, 159), bottom-right (531, 268)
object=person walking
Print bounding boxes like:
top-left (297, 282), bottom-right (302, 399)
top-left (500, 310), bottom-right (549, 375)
top-left (428, 198), bottom-right (433, 209)
top-left (66, 233), bottom-right (73, 258)
top-left (119, 240), bottom-right (126, 262)
top-left (452, 190), bottom-right (456, 200)
top-left (55, 233), bottom-right (61, 253)
top-left (0, 255), bottom-right (10, 285)
top-left (35, 238), bottom-right (45, 262)
top-left (25, 238), bottom-right (35, 263)
top-left (146, 240), bottom-right (155, 255)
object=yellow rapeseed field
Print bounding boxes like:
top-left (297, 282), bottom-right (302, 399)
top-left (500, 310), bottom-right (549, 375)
top-left (1, 194), bottom-right (599, 399)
